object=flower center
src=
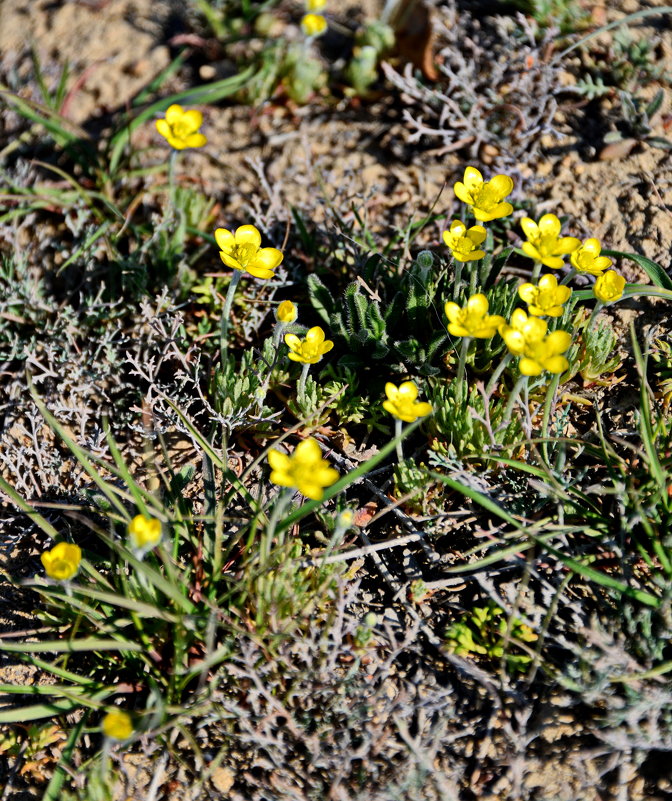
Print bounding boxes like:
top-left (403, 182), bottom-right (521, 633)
top-left (172, 119), bottom-right (192, 139)
top-left (233, 243), bottom-right (258, 268)
top-left (473, 184), bottom-right (499, 212)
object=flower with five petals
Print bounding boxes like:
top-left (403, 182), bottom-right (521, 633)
top-left (570, 238), bottom-right (612, 276)
top-left (520, 214), bottom-right (580, 269)
top-left (442, 220), bottom-right (487, 262)
top-left (41, 542), bottom-right (81, 581)
top-left (593, 270), bottom-right (626, 303)
top-left (215, 225), bottom-right (284, 280)
top-left (155, 105), bottom-right (207, 150)
top-left (444, 294), bottom-right (505, 338)
top-left (268, 438), bottom-right (339, 500)
top-left (517, 274), bottom-right (572, 317)
top-left (499, 308), bottom-right (548, 355)
top-left (285, 326), bottom-right (334, 364)
top-left (383, 381), bottom-right (433, 423)
top-left (453, 166), bottom-right (514, 222)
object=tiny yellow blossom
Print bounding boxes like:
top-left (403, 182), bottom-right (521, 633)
top-left (444, 294), bottom-right (505, 338)
top-left (518, 274), bottom-right (572, 317)
top-left (268, 438), bottom-right (339, 500)
top-left (453, 166), bottom-right (514, 222)
top-left (276, 300), bottom-right (298, 324)
top-left (306, 0), bottom-right (327, 9)
top-left (155, 104), bottom-right (207, 150)
top-left (499, 308), bottom-right (548, 355)
top-left (520, 214), bottom-right (580, 269)
top-left (519, 330), bottom-right (572, 377)
top-left (102, 709), bottom-right (134, 741)
top-left (301, 13), bottom-right (327, 36)
top-left (383, 381), bottom-right (433, 423)
top-left (41, 542), bottom-right (81, 581)
top-left (570, 238), bottom-right (612, 276)
top-left (215, 225), bottom-right (284, 280)
top-left (593, 270), bottom-right (626, 303)
top-left (442, 220), bottom-right (487, 262)
top-left (128, 515), bottom-right (162, 550)
top-left (285, 326), bottom-right (334, 364)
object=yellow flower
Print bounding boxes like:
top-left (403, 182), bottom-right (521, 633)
top-left (442, 220), bottom-right (487, 262)
top-left (155, 104), bottom-right (207, 150)
top-left (215, 225), bottom-right (284, 280)
top-left (499, 308), bottom-right (548, 355)
top-left (520, 214), bottom-right (580, 269)
top-left (301, 13), bottom-right (327, 36)
top-left (519, 330), bottom-right (572, 376)
top-left (570, 238), bottom-right (612, 276)
top-left (444, 293), bottom-right (505, 338)
top-left (41, 542), bottom-right (81, 581)
top-left (453, 166), bottom-right (514, 222)
top-left (102, 709), bottom-right (133, 741)
top-left (128, 515), bottom-right (162, 550)
top-left (383, 381), bottom-right (433, 423)
top-left (593, 270), bottom-right (626, 303)
top-left (306, 0), bottom-right (326, 9)
top-left (268, 438), bottom-right (339, 500)
top-left (285, 326), bottom-right (334, 364)
top-left (517, 274), bottom-right (572, 317)
top-left (276, 300), bottom-right (298, 324)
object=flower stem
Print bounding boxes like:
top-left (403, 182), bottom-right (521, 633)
top-left (485, 351), bottom-right (512, 397)
top-left (560, 267), bottom-right (576, 286)
top-left (263, 489), bottom-right (293, 565)
top-left (220, 270), bottom-right (242, 367)
top-left (503, 373), bottom-right (528, 423)
top-left (395, 418), bottom-right (404, 462)
top-left (531, 260), bottom-right (542, 281)
top-left (586, 301), bottom-right (604, 330)
top-left (541, 372), bottom-right (561, 464)
top-left (452, 258), bottom-right (463, 300)
top-left (456, 336), bottom-right (471, 386)
top-left (298, 362), bottom-right (311, 406)
top-left (168, 149), bottom-right (178, 216)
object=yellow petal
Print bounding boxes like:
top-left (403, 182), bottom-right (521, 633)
top-left (488, 174), bottom-right (514, 199)
top-left (165, 104), bottom-right (184, 125)
top-left (540, 255), bottom-right (565, 270)
top-left (544, 356), bottom-right (569, 373)
top-left (538, 214), bottom-right (561, 238)
top-left (466, 293), bottom-right (488, 315)
top-left (183, 133), bottom-right (207, 149)
top-left (398, 381), bottom-right (419, 401)
top-left (555, 236), bottom-right (581, 254)
top-left (546, 330), bottom-right (572, 352)
top-left (537, 274), bottom-right (558, 290)
top-left (181, 109), bottom-right (203, 133)
top-left (234, 225), bottom-right (262, 248)
top-left (295, 437), bottom-right (322, 462)
top-left (520, 217), bottom-right (538, 241)
top-left (214, 228), bottom-right (235, 252)
top-left (155, 119), bottom-right (171, 139)
top-left (246, 264), bottom-right (275, 279)
top-left (453, 182), bottom-right (473, 204)
top-left (469, 225), bottom-right (487, 245)
top-left (305, 326), bottom-right (326, 345)
top-left (253, 247), bottom-right (284, 271)
top-left (444, 301), bottom-right (460, 322)
top-left (519, 357), bottom-right (542, 376)
top-left (518, 283), bottom-right (537, 304)
top-left (521, 242), bottom-right (542, 262)
top-left (219, 251), bottom-right (242, 271)
top-left (284, 333), bottom-right (302, 351)
top-left (384, 382), bottom-right (399, 401)
top-left (463, 166), bottom-right (483, 191)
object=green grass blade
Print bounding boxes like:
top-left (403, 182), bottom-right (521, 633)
top-left (0, 638), bottom-right (144, 654)
top-left (0, 473), bottom-right (60, 538)
top-left (603, 250), bottom-right (672, 291)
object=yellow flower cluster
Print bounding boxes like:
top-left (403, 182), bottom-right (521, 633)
top-left (518, 274), bottom-right (571, 317)
top-left (520, 214), bottom-right (580, 269)
top-left (442, 220), bottom-right (487, 263)
top-left (499, 309), bottom-right (570, 376)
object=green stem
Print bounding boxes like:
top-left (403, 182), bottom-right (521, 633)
top-left (220, 270), bottom-right (243, 367)
top-left (560, 267), bottom-right (576, 286)
top-left (395, 418), bottom-right (404, 462)
top-left (298, 362), bottom-right (311, 406)
top-left (503, 374), bottom-right (528, 423)
top-left (485, 352), bottom-right (512, 396)
top-left (168, 149), bottom-right (178, 217)
top-left (452, 258), bottom-right (463, 299)
top-left (531, 260), bottom-right (542, 281)
top-left (541, 373), bottom-right (561, 464)
top-left (263, 489), bottom-right (293, 565)
top-left (456, 336), bottom-right (471, 386)
top-left (586, 300), bottom-right (604, 330)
